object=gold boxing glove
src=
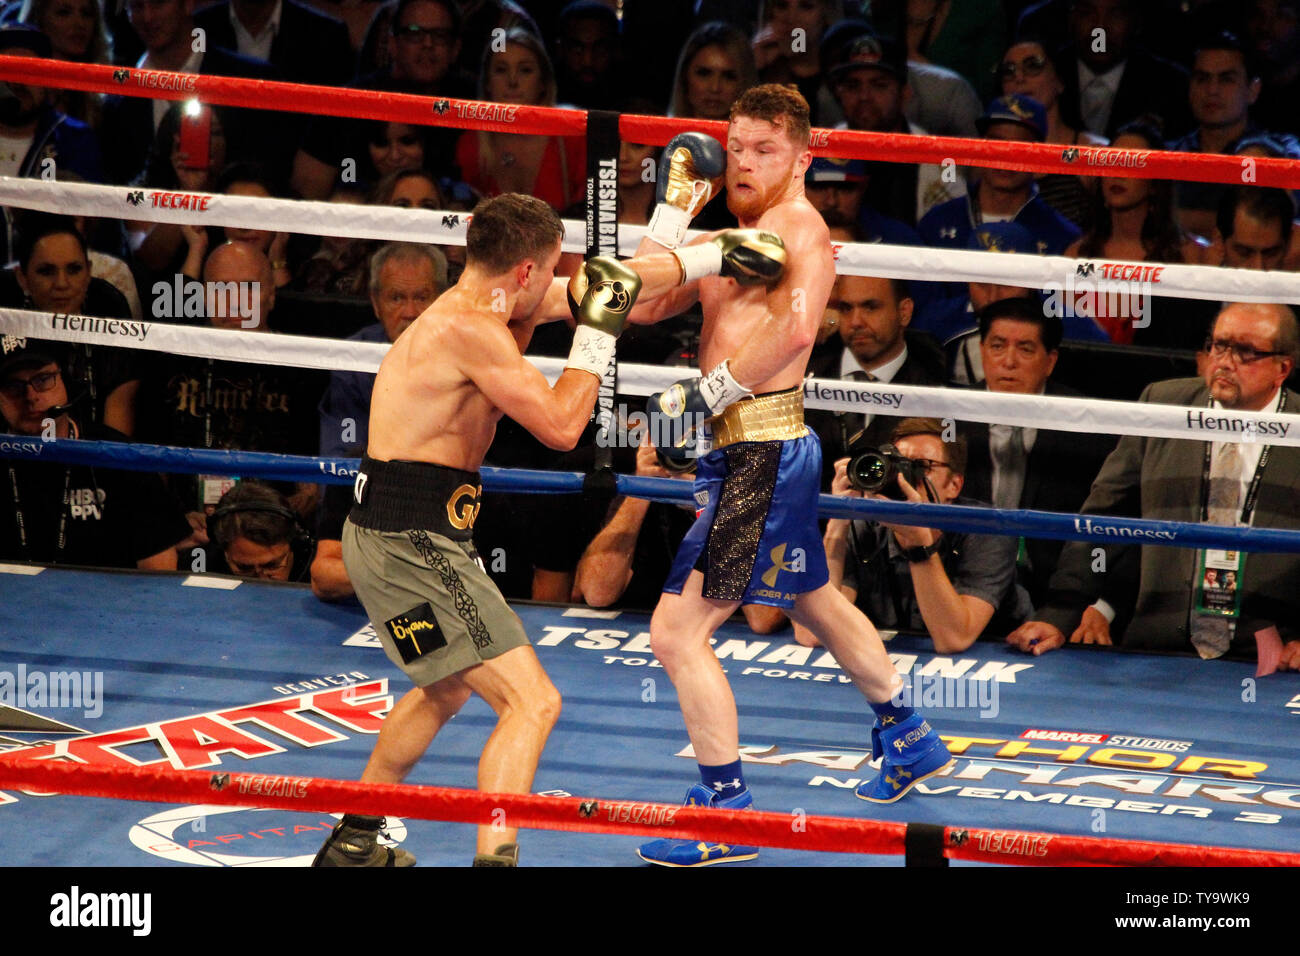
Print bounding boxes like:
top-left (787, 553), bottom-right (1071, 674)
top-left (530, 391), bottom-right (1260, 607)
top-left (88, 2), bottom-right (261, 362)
top-left (565, 257), bottom-right (642, 377)
top-left (671, 229), bottom-right (787, 285)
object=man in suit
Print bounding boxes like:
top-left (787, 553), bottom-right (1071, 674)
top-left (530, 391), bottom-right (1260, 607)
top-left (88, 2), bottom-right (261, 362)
top-left (1008, 302), bottom-right (1300, 668)
top-left (1052, 0), bottom-right (1192, 139)
top-left (101, 0), bottom-right (285, 185)
top-left (961, 297), bottom-right (1118, 618)
top-left (193, 0), bottom-right (355, 86)
top-left (806, 273), bottom-right (948, 486)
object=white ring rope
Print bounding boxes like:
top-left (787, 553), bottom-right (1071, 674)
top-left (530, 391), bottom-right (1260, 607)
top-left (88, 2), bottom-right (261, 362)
top-left (4, 176), bottom-right (1300, 304)
top-left (4, 306), bottom-right (1299, 444)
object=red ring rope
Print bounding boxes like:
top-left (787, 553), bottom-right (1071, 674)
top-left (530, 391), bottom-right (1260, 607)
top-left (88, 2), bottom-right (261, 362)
top-left (2, 755), bottom-right (1295, 866)
top-left (7, 55), bottom-right (1300, 188)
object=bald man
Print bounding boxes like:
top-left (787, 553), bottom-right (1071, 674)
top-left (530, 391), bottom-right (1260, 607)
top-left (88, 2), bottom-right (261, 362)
top-left (1008, 303), bottom-right (1300, 669)
top-left (202, 240), bottom-right (277, 331)
top-left (138, 241), bottom-right (327, 538)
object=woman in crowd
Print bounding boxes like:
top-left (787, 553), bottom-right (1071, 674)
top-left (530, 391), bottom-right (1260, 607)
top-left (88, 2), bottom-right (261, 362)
top-left (4, 214), bottom-right (139, 434)
top-left (669, 21), bottom-right (757, 121)
top-left (1067, 122), bottom-right (1215, 346)
top-left (19, 0), bottom-right (111, 127)
top-left (997, 36), bottom-right (1107, 228)
top-left (456, 27), bottom-right (583, 211)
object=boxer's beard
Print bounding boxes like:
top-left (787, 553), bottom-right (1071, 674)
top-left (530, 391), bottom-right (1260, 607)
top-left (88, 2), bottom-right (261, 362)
top-left (726, 158), bottom-right (795, 221)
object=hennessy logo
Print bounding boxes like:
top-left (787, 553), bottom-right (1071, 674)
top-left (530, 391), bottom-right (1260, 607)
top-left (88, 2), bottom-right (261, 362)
top-left (445, 483), bottom-right (482, 530)
top-left (113, 68), bottom-right (129, 83)
top-left (761, 543), bottom-right (805, 588)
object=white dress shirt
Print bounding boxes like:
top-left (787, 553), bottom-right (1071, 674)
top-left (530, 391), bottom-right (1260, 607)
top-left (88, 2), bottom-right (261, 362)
top-left (230, 0), bottom-right (282, 63)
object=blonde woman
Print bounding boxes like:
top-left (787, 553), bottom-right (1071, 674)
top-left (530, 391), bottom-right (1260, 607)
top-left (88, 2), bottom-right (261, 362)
top-left (669, 21), bottom-right (757, 120)
top-left (455, 27), bottom-right (584, 211)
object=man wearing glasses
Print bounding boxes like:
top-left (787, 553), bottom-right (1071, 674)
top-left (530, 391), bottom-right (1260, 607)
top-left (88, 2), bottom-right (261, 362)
top-left (1008, 302), bottom-right (1300, 669)
top-left (209, 480), bottom-right (312, 581)
top-left (291, 0), bottom-right (472, 198)
top-left (0, 339), bottom-right (190, 571)
top-left (795, 417), bottom-right (1020, 654)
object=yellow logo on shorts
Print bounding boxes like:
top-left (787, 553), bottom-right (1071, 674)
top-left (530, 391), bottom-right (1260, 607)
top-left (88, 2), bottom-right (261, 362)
top-left (761, 543), bottom-right (806, 588)
top-left (384, 602), bottom-right (447, 664)
top-left (446, 483), bottom-right (482, 531)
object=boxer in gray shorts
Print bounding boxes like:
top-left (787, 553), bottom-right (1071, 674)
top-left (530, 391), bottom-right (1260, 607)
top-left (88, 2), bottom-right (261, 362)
top-left (310, 193), bottom-right (730, 867)
top-left (343, 458), bottom-right (528, 688)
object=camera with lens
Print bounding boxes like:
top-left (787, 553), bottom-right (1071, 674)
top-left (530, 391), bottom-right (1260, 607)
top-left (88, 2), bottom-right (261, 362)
top-left (845, 439), bottom-right (927, 500)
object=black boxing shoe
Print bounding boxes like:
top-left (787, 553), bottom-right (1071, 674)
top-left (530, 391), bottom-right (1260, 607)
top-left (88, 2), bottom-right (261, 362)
top-left (311, 814), bottom-right (416, 867)
top-left (471, 843), bottom-right (519, 867)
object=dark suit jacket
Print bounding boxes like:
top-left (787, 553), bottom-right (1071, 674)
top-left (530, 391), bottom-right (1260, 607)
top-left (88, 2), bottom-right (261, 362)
top-left (806, 332), bottom-right (949, 488)
top-left (961, 381), bottom-right (1118, 610)
top-left (1037, 378), bottom-right (1300, 657)
top-left (193, 0), bottom-right (355, 87)
top-left (100, 46), bottom-right (283, 186)
top-left (1057, 47), bottom-right (1191, 140)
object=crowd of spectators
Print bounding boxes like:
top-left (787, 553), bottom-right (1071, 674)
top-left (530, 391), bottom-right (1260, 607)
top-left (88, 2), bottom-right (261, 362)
top-left (2, 0), bottom-right (1300, 668)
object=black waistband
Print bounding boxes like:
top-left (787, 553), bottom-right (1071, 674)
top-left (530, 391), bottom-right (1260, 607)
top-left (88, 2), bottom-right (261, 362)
top-left (348, 456), bottom-right (483, 540)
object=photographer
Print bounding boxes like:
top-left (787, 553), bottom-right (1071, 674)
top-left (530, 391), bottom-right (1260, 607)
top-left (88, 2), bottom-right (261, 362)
top-left (794, 418), bottom-right (1024, 653)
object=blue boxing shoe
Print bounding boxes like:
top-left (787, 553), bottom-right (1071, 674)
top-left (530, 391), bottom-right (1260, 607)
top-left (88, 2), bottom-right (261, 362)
top-left (856, 713), bottom-right (954, 803)
top-left (636, 784), bottom-right (759, 866)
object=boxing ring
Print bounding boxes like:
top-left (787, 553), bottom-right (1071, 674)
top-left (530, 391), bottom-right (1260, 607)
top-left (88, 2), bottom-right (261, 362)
top-left (2, 53), bottom-right (1300, 886)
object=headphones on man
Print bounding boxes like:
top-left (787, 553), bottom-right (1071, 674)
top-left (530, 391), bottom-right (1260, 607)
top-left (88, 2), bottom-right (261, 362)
top-left (209, 498), bottom-right (316, 581)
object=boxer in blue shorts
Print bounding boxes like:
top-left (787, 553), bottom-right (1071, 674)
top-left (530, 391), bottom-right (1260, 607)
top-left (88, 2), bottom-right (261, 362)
top-left (629, 84), bottom-right (954, 866)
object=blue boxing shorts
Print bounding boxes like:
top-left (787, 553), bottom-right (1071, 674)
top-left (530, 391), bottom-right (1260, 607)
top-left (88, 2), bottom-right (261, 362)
top-left (663, 430), bottom-right (830, 608)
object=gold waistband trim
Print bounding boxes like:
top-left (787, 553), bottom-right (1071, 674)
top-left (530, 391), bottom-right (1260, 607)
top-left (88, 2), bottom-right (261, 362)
top-left (710, 387), bottom-right (807, 449)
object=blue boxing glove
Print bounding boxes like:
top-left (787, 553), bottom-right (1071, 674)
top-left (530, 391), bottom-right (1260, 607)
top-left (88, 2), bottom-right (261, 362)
top-left (646, 360), bottom-right (752, 463)
top-left (647, 132), bottom-right (725, 249)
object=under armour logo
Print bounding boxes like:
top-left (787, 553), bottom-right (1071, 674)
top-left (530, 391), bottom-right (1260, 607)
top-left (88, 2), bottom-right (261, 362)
top-left (442, 213), bottom-right (460, 228)
top-left (761, 543), bottom-right (805, 588)
top-left (433, 99), bottom-right (450, 115)
top-left (1061, 147), bottom-right (1079, 163)
top-left (885, 767), bottom-right (912, 790)
top-left (938, 227), bottom-right (957, 239)
top-left (880, 715), bottom-right (896, 726)
top-left (126, 191), bottom-right (145, 206)
top-left (112, 68), bottom-right (129, 83)
top-left (713, 778), bottom-right (743, 791)
top-left (698, 843), bottom-right (730, 860)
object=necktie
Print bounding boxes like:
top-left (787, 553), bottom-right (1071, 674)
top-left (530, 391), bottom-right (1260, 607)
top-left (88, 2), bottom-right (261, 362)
top-left (1191, 443), bottom-right (1244, 659)
top-left (847, 369), bottom-right (877, 434)
top-left (1080, 75), bottom-right (1111, 134)
top-left (992, 425), bottom-right (1026, 511)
